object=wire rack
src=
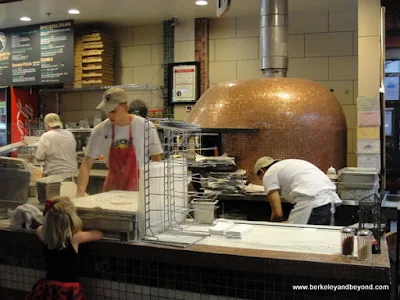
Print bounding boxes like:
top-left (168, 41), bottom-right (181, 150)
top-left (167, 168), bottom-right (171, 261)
top-left (142, 118), bottom-right (217, 246)
top-left (358, 193), bottom-right (385, 254)
top-left (39, 84), bottom-right (162, 94)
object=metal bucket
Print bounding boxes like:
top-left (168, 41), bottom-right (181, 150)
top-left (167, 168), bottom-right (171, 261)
top-left (37, 182), bottom-right (61, 203)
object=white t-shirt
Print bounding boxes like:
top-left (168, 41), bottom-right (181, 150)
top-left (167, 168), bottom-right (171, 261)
top-left (262, 159), bottom-right (342, 207)
top-left (36, 129), bottom-right (78, 179)
top-left (85, 115), bottom-right (163, 165)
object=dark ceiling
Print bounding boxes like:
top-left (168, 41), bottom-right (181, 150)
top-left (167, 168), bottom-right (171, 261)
top-left (383, 0), bottom-right (400, 35)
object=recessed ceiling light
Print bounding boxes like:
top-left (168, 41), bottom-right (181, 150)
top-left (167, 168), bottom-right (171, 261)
top-left (195, 0), bottom-right (208, 5)
top-left (20, 16), bottom-right (31, 21)
top-left (68, 9), bottom-right (80, 15)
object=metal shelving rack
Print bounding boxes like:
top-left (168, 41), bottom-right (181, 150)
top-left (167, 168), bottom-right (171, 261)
top-left (143, 118), bottom-right (168, 239)
top-left (40, 84), bottom-right (162, 94)
top-left (358, 193), bottom-right (384, 253)
top-left (142, 118), bottom-right (212, 246)
top-left (39, 84), bottom-right (164, 117)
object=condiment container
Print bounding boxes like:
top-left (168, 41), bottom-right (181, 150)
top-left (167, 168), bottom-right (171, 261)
top-left (340, 227), bottom-right (355, 256)
top-left (327, 166), bottom-right (337, 176)
top-left (357, 229), bottom-right (372, 261)
top-left (191, 199), bottom-right (219, 224)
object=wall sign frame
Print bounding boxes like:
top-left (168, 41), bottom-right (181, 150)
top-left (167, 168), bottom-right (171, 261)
top-left (168, 61), bottom-right (200, 104)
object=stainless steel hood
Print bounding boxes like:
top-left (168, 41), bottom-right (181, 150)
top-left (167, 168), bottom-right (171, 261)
top-left (260, 0), bottom-right (288, 78)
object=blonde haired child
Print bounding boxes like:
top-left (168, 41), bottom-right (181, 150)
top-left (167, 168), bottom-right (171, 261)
top-left (26, 196), bottom-right (103, 300)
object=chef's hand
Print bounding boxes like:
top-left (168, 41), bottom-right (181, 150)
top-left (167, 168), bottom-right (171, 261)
top-left (270, 213), bottom-right (283, 222)
top-left (77, 156), bottom-right (94, 198)
top-left (76, 191), bottom-right (86, 198)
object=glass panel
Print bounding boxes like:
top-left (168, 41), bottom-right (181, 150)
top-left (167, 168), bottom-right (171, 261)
top-left (385, 109), bottom-right (393, 136)
top-left (385, 60), bottom-right (400, 73)
top-left (384, 77), bottom-right (400, 100)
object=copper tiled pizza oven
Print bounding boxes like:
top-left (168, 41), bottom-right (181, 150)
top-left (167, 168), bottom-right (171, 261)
top-left (187, 78), bottom-right (347, 183)
top-left (188, 0), bottom-right (347, 183)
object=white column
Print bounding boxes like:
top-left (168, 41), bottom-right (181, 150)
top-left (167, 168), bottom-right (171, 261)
top-left (357, 0), bottom-right (383, 171)
top-left (358, 0), bottom-right (381, 97)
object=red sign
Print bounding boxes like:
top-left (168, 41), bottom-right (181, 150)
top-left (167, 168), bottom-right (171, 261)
top-left (174, 69), bottom-right (194, 73)
top-left (10, 87), bottom-right (39, 143)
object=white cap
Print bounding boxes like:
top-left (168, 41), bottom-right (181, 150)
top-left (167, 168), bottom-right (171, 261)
top-left (254, 156), bottom-right (280, 175)
top-left (97, 87), bottom-right (128, 112)
top-left (44, 113), bottom-right (63, 128)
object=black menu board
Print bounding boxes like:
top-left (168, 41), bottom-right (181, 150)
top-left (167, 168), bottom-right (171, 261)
top-left (0, 20), bottom-right (74, 86)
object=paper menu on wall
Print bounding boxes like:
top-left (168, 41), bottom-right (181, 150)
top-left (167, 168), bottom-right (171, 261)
top-left (358, 111), bottom-right (381, 126)
top-left (357, 139), bottom-right (380, 154)
top-left (357, 126), bottom-right (380, 139)
top-left (357, 154), bottom-right (381, 172)
top-left (357, 96), bottom-right (380, 112)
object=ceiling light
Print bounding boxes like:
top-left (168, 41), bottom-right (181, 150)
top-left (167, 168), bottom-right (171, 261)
top-left (195, 0), bottom-right (208, 5)
top-left (20, 17), bottom-right (31, 21)
top-left (68, 9), bottom-right (80, 14)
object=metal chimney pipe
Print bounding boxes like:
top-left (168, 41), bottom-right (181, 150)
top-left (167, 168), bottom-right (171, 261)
top-left (260, 0), bottom-right (288, 77)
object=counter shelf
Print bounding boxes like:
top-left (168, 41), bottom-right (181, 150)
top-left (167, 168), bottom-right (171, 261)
top-left (0, 219), bottom-right (392, 300)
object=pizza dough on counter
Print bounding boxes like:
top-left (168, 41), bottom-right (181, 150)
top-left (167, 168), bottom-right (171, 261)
top-left (72, 191), bottom-right (139, 213)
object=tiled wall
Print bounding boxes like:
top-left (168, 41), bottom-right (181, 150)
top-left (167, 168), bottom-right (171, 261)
top-left (163, 20), bottom-right (175, 117)
top-left (195, 18), bottom-right (210, 96)
top-left (172, 12), bottom-right (358, 166)
top-left (0, 247), bottom-right (390, 300)
top-left (0, 228), bottom-right (391, 300)
top-left (0, 261), bottom-right (389, 300)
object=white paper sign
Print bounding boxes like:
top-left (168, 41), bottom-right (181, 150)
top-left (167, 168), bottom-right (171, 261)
top-left (357, 96), bottom-right (380, 112)
top-left (357, 154), bottom-right (381, 172)
top-left (358, 111), bottom-right (381, 126)
top-left (172, 65), bottom-right (197, 103)
top-left (384, 77), bottom-right (399, 100)
top-left (357, 139), bottom-right (381, 154)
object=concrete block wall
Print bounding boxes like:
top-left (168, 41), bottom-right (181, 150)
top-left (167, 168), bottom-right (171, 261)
top-left (114, 24), bottom-right (164, 87)
top-left (57, 9), bottom-right (360, 165)
top-left (173, 9), bottom-right (358, 166)
top-left (173, 20), bottom-right (196, 121)
top-left (57, 24), bottom-right (165, 124)
top-left (56, 90), bottom-right (163, 124)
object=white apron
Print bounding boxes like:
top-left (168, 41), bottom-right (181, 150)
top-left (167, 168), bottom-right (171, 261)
top-left (287, 190), bottom-right (339, 225)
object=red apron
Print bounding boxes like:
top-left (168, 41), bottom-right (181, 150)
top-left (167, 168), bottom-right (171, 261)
top-left (103, 118), bottom-right (139, 191)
